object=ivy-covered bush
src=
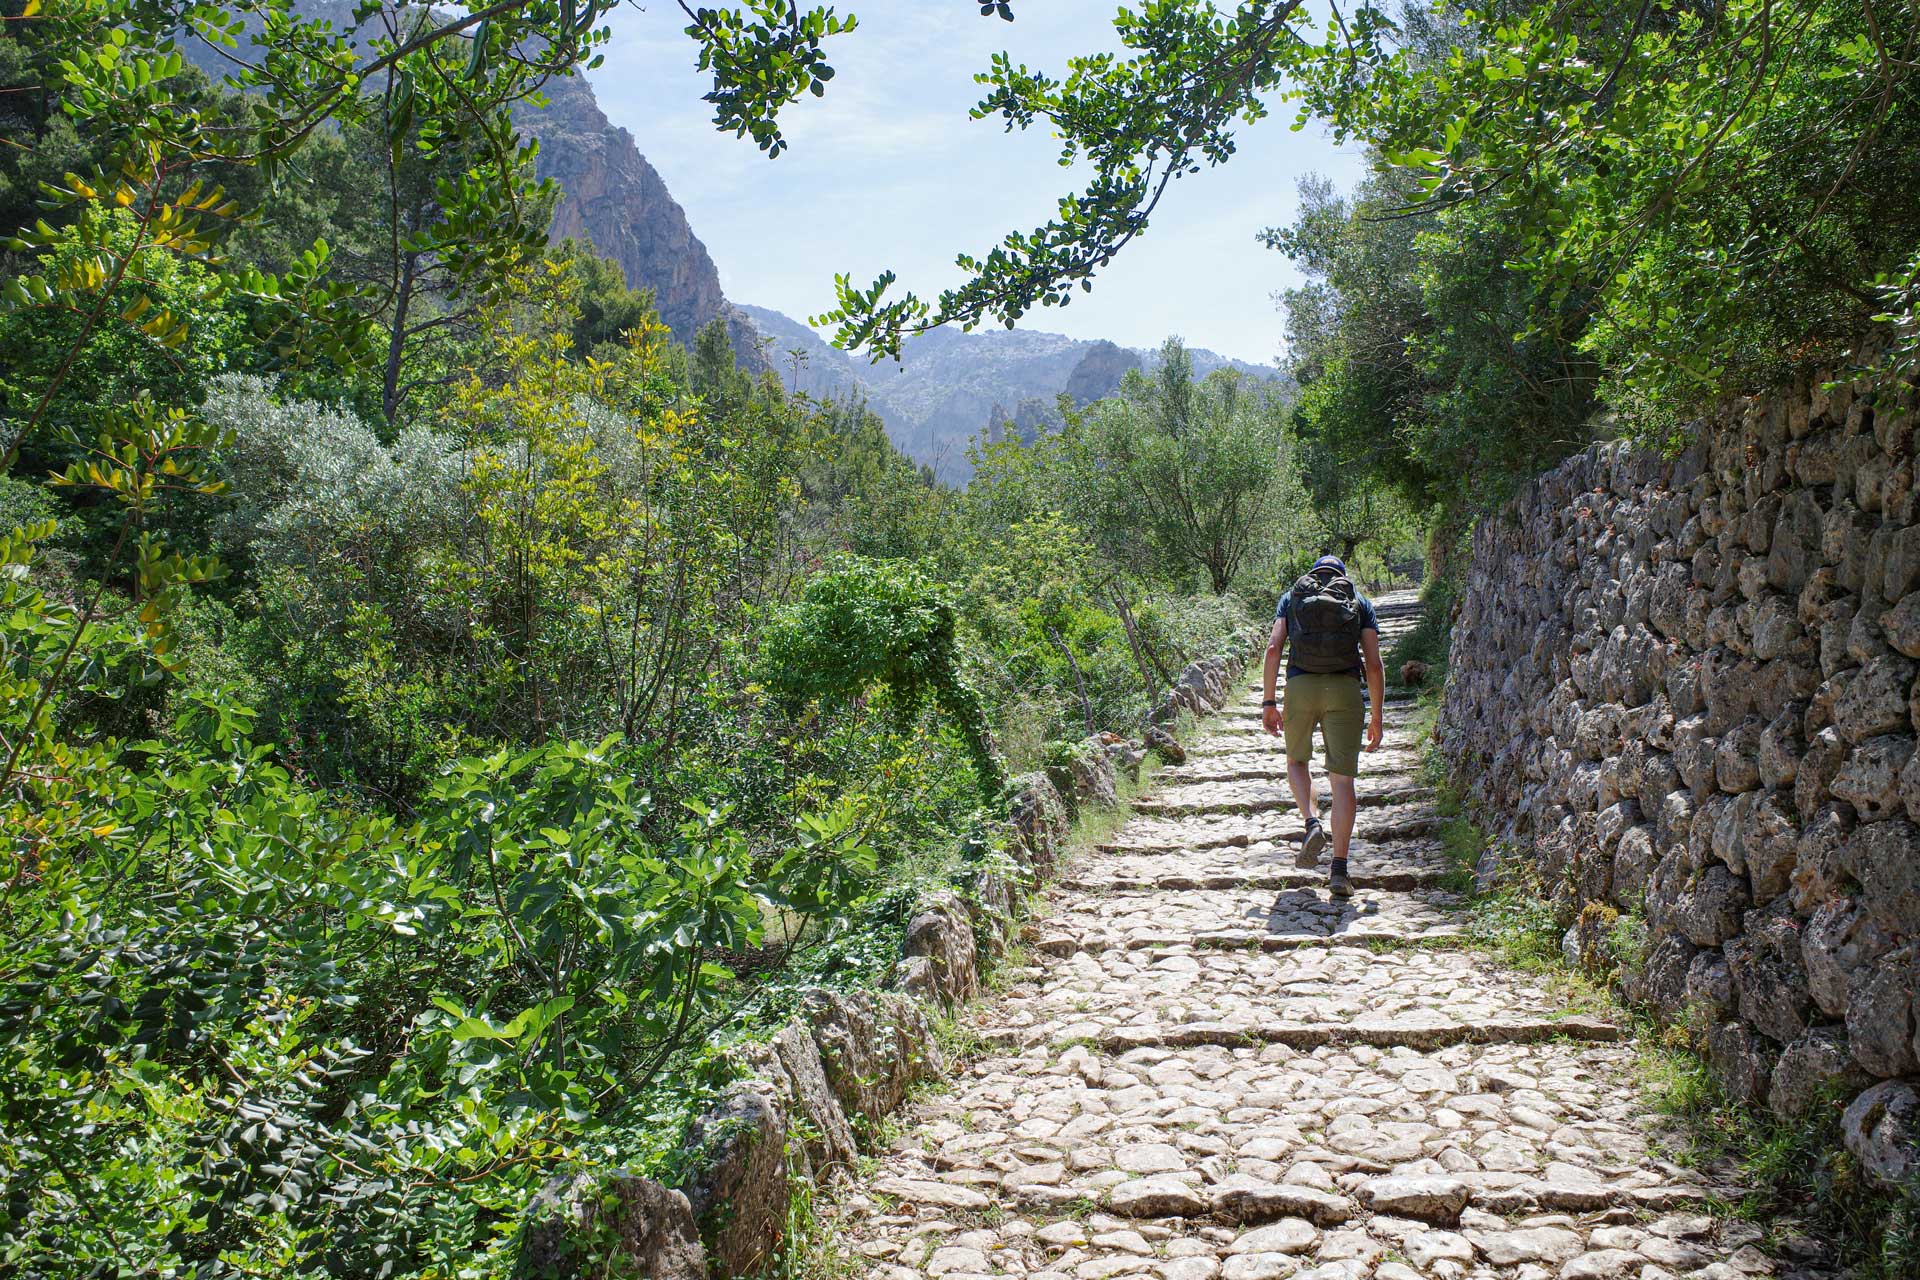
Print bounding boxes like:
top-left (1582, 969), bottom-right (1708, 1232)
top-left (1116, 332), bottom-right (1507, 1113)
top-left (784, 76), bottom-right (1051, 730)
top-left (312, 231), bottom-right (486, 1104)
top-left (761, 556), bottom-right (1005, 797)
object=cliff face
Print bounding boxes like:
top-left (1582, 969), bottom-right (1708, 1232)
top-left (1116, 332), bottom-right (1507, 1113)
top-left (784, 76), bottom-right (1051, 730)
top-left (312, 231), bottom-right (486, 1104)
top-left (1062, 340), bottom-right (1143, 407)
top-left (520, 77), bottom-right (766, 368)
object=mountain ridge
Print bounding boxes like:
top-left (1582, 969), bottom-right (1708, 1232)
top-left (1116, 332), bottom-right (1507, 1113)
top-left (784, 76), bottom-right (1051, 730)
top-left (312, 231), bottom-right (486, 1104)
top-left (740, 304), bottom-right (1287, 481)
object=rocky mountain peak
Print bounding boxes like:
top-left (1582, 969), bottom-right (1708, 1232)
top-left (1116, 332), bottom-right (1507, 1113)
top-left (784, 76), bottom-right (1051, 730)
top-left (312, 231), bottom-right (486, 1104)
top-left (1062, 340), bottom-right (1143, 407)
top-left (520, 75), bottom-right (766, 370)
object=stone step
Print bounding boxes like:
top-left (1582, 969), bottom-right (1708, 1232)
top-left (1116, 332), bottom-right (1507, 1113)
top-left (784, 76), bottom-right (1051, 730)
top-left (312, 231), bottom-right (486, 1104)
top-left (986, 1015), bottom-right (1624, 1055)
top-left (1197, 727), bottom-right (1427, 753)
top-left (1155, 763), bottom-right (1424, 786)
top-left (858, 1040), bottom-right (1722, 1255)
top-left (981, 946), bottom-right (1618, 1053)
top-left (1031, 884), bottom-right (1467, 956)
top-left (1246, 679), bottom-right (1420, 696)
top-left (1069, 833), bottom-right (1461, 889)
top-left (1131, 783), bottom-right (1435, 819)
top-left (1034, 926), bottom-right (1466, 957)
top-left (1060, 867), bottom-right (1453, 894)
top-left (1174, 746), bottom-right (1428, 775)
top-left (1099, 802), bottom-right (1446, 853)
top-left (1217, 705), bottom-right (1425, 727)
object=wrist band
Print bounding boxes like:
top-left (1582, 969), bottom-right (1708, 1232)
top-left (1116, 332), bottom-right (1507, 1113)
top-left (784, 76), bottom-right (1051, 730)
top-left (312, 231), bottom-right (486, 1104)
top-left (1261, 699), bottom-right (1277, 707)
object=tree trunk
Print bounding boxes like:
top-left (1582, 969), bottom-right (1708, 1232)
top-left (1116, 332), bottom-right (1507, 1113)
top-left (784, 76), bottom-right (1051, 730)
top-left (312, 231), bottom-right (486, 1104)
top-left (1047, 624), bottom-right (1096, 734)
top-left (1109, 586), bottom-right (1159, 706)
top-left (382, 251), bottom-right (420, 426)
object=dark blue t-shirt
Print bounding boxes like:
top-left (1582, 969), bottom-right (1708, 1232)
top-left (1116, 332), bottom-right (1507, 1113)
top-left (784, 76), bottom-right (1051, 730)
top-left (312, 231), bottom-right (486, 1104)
top-left (1275, 585), bottom-right (1378, 678)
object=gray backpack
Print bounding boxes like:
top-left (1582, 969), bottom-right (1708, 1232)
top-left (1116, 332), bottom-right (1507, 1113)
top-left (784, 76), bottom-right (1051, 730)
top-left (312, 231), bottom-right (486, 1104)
top-left (1287, 567), bottom-right (1363, 674)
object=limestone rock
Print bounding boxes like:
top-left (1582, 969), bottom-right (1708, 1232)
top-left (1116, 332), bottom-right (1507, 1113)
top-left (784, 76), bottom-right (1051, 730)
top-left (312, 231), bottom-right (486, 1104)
top-left (874, 1177), bottom-right (990, 1211)
top-left (1879, 590), bottom-right (1920, 658)
top-left (1844, 942), bottom-right (1919, 1076)
top-left (1790, 805), bottom-right (1853, 914)
top-left (1228, 1219), bottom-right (1320, 1255)
top-left (1109, 1176), bottom-right (1209, 1218)
top-left (804, 988), bottom-right (936, 1127)
top-left (1064, 735), bottom-right (1122, 810)
top-left (1144, 725), bottom-right (1187, 764)
top-left (1685, 949), bottom-right (1735, 1022)
top-left (1362, 1176), bottom-right (1469, 1224)
top-left (1802, 897), bottom-right (1895, 1019)
top-left (1839, 818), bottom-right (1920, 931)
top-left (680, 1081), bottom-right (789, 1276)
top-left (515, 1172), bottom-right (705, 1280)
top-left (1834, 654), bottom-right (1916, 742)
top-left (1768, 1026), bottom-right (1870, 1118)
top-left (1841, 1080), bottom-right (1920, 1188)
top-left (1724, 898), bottom-right (1811, 1044)
top-left (1212, 1183), bottom-right (1355, 1227)
top-left (1830, 734), bottom-right (1914, 820)
top-left (901, 890), bottom-right (979, 1008)
top-left (768, 1021), bottom-right (858, 1175)
top-left (1474, 1226), bottom-right (1585, 1266)
top-left (1706, 1021), bottom-right (1775, 1105)
top-left (1670, 866), bottom-right (1751, 948)
top-left (1006, 770), bottom-right (1071, 881)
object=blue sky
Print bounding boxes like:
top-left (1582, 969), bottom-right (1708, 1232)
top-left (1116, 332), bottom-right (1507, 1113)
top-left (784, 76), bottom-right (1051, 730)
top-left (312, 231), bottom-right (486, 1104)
top-left (588, 1), bottom-right (1370, 366)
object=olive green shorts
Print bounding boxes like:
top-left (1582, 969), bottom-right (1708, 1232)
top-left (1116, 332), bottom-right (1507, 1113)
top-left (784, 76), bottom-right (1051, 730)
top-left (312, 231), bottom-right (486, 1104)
top-left (1283, 674), bottom-right (1364, 777)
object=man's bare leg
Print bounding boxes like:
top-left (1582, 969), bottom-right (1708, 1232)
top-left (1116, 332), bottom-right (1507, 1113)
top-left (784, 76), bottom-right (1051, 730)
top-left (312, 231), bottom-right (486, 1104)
top-left (1286, 757), bottom-right (1317, 817)
top-left (1327, 772), bottom-right (1357, 897)
top-left (1289, 757), bottom-right (1326, 868)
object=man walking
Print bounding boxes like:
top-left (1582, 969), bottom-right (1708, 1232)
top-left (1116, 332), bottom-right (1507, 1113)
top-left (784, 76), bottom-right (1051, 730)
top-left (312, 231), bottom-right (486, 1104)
top-left (1260, 555), bottom-right (1385, 898)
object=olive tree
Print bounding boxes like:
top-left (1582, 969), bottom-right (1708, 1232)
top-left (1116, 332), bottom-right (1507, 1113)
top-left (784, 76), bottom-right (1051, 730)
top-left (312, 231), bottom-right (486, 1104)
top-left (1067, 338), bottom-right (1305, 595)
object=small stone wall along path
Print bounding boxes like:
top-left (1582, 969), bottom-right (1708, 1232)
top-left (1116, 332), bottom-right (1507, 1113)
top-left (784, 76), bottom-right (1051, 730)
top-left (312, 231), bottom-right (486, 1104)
top-left (829, 593), bottom-right (1792, 1280)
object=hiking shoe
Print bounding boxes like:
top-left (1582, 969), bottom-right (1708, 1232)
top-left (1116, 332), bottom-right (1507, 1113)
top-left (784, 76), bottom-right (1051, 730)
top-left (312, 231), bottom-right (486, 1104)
top-left (1297, 818), bottom-right (1328, 869)
top-left (1328, 866), bottom-right (1353, 899)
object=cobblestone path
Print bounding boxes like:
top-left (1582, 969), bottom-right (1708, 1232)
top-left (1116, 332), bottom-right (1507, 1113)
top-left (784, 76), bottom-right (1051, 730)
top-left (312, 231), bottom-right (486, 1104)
top-left (833, 593), bottom-right (1789, 1280)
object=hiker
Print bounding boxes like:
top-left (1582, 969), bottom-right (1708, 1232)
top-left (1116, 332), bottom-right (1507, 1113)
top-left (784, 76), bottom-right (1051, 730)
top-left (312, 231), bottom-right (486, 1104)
top-left (1259, 555), bottom-right (1385, 899)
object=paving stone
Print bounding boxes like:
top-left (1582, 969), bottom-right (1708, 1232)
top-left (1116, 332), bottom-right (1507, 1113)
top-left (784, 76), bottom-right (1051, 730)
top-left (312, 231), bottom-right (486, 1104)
top-left (1110, 1176), bottom-right (1210, 1217)
top-left (1361, 1174), bottom-right (1470, 1223)
top-left (1475, 1225), bottom-right (1587, 1265)
top-left (815, 622), bottom-right (1789, 1280)
top-left (1226, 1218), bottom-right (1319, 1254)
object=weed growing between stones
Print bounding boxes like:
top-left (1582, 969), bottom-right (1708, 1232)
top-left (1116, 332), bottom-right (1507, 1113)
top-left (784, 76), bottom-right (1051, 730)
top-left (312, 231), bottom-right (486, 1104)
top-left (1434, 813), bottom-right (1482, 896)
top-left (772, 1123), bottom-right (863, 1280)
top-left (981, 939), bottom-right (1031, 996)
top-left (1427, 762), bottom-right (1920, 1276)
top-left (1058, 750), bottom-right (1160, 867)
top-left (1460, 866), bottom-right (1564, 969)
top-left (930, 1011), bottom-right (990, 1068)
top-left (1639, 1047), bottom-right (1920, 1280)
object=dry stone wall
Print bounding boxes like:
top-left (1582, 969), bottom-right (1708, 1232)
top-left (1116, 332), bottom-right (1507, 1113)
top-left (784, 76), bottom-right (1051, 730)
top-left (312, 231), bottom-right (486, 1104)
top-left (1440, 364), bottom-right (1920, 1191)
top-left (514, 636), bottom-right (1263, 1278)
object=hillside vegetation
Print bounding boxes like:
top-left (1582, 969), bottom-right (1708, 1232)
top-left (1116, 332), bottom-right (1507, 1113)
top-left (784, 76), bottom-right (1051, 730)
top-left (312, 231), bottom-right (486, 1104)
top-left (4, 0), bottom-right (1920, 1274)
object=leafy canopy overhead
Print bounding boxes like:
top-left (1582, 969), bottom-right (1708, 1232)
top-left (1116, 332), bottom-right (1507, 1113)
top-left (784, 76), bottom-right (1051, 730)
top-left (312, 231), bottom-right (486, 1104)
top-left (817, 0), bottom-right (1313, 357)
top-left (817, 0), bottom-right (1920, 423)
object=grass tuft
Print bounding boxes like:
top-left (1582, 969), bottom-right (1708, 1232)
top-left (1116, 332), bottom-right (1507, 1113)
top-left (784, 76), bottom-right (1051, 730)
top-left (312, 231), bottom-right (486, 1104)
top-left (1639, 1040), bottom-right (1920, 1279)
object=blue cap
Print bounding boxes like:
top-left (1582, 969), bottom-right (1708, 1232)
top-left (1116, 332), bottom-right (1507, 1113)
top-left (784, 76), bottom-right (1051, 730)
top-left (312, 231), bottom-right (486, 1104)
top-left (1313, 555), bottom-right (1346, 572)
